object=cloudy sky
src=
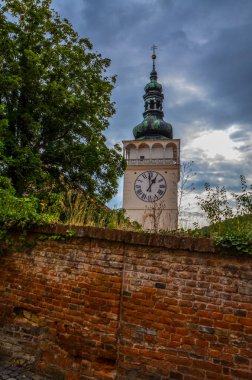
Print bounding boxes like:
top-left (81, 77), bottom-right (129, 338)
top-left (52, 0), bottom-right (252, 215)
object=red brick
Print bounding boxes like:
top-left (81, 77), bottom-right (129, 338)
top-left (223, 315), bottom-right (237, 323)
top-left (215, 320), bottom-right (229, 329)
top-left (179, 300), bottom-right (192, 307)
top-left (230, 323), bottom-right (244, 332)
top-left (193, 360), bottom-right (222, 373)
top-left (139, 349), bottom-right (166, 360)
top-left (200, 318), bottom-right (214, 327)
top-left (167, 305), bottom-right (181, 313)
top-left (238, 317), bottom-right (252, 326)
top-left (208, 349), bottom-right (222, 358)
top-left (231, 369), bottom-right (252, 379)
top-left (195, 339), bottom-right (209, 347)
top-left (196, 310), bottom-right (214, 318)
top-left (178, 366), bottom-right (205, 378)
top-left (211, 312), bottom-right (223, 320)
top-left (205, 373), bottom-right (231, 380)
top-left (182, 337), bottom-right (195, 345)
top-left (163, 297), bottom-right (178, 305)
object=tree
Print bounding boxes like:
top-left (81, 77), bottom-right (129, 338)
top-left (178, 160), bottom-right (196, 227)
top-left (232, 175), bottom-right (252, 216)
top-left (197, 176), bottom-right (252, 230)
top-left (197, 183), bottom-right (233, 230)
top-left (0, 0), bottom-right (125, 201)
top-left (196, 178), bottom-right (252, 253)
top-left (178, 161), bottom-right (196, 213)
top-left (144, 200), bottom-right (165, 232)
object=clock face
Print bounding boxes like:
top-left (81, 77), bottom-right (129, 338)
top-left (134, 171), bottom-right (167, 202)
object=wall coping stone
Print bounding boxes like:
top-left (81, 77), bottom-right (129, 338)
top-left (25, 224), bottom-right (216, 253)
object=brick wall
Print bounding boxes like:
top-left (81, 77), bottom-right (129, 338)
top-left (0, 226), bottom-right (252, 380)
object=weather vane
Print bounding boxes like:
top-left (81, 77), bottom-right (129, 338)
top-left (151, 44), bottom-right (157, 56)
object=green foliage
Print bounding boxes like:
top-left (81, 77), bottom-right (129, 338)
top-left (60, 188), bottom-right (141, 230)
top-left (0, 183), bottom-right (60, 229)
top-left (38, 234), bottom-right (66, 241)
top-left (214, 231), bottom-right (252, 254)
top-left (209, 214), bottom-right (252, 254)
top-left (197, 183), bottom-right (233, 229)
top-left (232, 175), bottom-right (252, 215)
top-left (0, 185), bottom-right (140, 252)
top-left (0, 0), bottom-right (125, 202)
top-left (65, 228), bottom-right (77, 237)
top-left (197, 176), bottom-right (252, 254)
top-left (0, 0), bottom-right (129, 244)
top-left (0, 181), bottom-right (61, 255)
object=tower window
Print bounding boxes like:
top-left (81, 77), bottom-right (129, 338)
top-left (140, 155), bottom-right (145, 161)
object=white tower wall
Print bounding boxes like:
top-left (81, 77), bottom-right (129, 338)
top-left (123, 139), bottom-right (180, 231)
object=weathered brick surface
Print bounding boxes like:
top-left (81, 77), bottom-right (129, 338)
top-left (0, 226), bottom-right (252, 379)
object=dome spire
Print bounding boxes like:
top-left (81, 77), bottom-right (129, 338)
top-left (132, 46), bottom-right (173, 140)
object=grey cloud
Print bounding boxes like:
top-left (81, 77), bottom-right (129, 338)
top-left (51, 0), bottom-right (252, 199)
top-left (194, 25), bottom-right (252, 120)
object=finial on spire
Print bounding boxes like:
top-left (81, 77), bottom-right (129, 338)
top-left (151, 44), bottom-right (157, 69)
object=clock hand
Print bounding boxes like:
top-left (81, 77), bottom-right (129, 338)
top-left (147, 180), bottom-right (153, 192)
top-left (147, 174), bottom-right (158, 192)
top-left (147, 172), bottom-right (152, 192)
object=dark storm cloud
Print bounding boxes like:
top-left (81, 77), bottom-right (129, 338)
top-left (52, 0), bottom-right (252, 126)
top-left (194, 160), bottom-right (247, 191)
top-left (52, 0), bottom-right (252, 200)
top-left (190, 24), bottom-right (252, 128)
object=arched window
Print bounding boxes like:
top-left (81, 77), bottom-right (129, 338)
top-left (125, 144), bottom-right (137, 160)
top-left (138, 143), bottom-right (150, 159)
top-left (165, 143), bottom-right (177, 160)
top-left (151, 143), bottom-right (164, 159)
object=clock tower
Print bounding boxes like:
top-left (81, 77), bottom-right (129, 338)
top-left (122, 49), bottom-right (180, 231)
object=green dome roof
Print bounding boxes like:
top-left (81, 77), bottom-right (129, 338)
top-left (132, 55), bottom-right (173, 140)
top-left (144, 80), bottom-right (162, 92)
top-left (144, 67), bottom-right (162, 91)
top-left (133, 116), bottom-right (173, 140)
